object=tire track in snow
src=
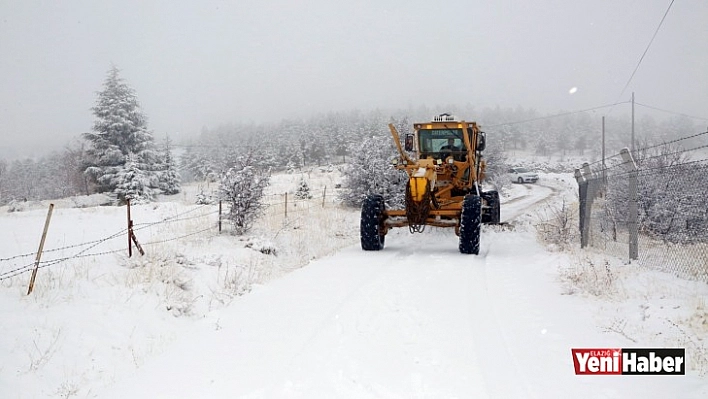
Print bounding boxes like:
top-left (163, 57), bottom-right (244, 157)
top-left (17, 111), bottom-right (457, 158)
top-left (285, 248), bottom-right (404, 363)
top-left (466, 242), bottom-right (538, 399)
top-left (267, 234), bottom-right (493, 398)
top-left (501, 181), bottom-right (563, 223)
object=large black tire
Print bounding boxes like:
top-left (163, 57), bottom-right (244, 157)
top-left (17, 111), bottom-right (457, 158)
top-left (360, 194), bottom-right (386, 251)
top-left (459, 194), bottom-right (482, 254)
top-left (481, 190), bottom-right (501, 224)
top-left (477, 133), bottom-right (486, 152)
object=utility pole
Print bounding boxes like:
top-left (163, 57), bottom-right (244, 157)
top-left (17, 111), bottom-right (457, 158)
top-left (631, 92), bottom-right (635, 157)
top-left (602, 116), bottom-right (606, 183)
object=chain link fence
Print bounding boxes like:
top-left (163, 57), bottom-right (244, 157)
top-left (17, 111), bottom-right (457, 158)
top-left (576, 131), bottom-right (708, 283)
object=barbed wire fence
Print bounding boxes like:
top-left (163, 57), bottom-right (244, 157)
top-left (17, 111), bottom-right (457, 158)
top-left (576, 130), bottom-right (708, 283)
top-left (0, 203), bottom-right (220, 283)
top-left (0, 185), bottom-right (341, 287)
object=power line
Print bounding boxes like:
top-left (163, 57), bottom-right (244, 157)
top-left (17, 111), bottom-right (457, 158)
top-left (484, 102), bottom-right (629, 128)
top-left (579, 130), bottom-right (708, 173)
top-left (635, 102), bottom-right (708, 122)
top-left (614, 0), bottom-right (675, 103)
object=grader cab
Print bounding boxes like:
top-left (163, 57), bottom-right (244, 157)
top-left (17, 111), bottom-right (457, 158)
top-left (360, 114), bottom-right (500, 254)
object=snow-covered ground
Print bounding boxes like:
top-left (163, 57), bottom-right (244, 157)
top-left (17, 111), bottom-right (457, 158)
top-left (1, 169), bottom-right (706, 398)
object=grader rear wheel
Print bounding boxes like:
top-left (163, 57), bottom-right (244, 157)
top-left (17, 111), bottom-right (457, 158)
top-left (482, 190), bottom-right (501, 224)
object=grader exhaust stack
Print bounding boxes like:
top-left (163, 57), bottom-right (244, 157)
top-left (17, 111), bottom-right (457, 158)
top-left (360, 114), bottom-right (500, 254)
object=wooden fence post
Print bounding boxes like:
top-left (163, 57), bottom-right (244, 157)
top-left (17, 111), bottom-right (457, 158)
top-left (131, 231), bottom-right (145, 256)
top-left (322, 186), bottom-right (326, 208)
top-left (126, 197), bottom-right (145, 257)
top-left (27, 203), bottom-right (54, 295)
top-left (127, 198), bottom-right (132, 257)
top-left (218, 200), bottom-right (222, 233)
top-left (284, 192), bottom-right (288, 217)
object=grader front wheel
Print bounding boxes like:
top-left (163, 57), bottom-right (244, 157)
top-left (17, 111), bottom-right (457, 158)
top-left (459, 194), bottom-right (482, 254)
top-left (360, 194), bottom-right (386, 251)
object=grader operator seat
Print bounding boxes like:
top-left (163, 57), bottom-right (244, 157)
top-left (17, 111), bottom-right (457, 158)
top-left (438, 137), bottom-right (466, 161)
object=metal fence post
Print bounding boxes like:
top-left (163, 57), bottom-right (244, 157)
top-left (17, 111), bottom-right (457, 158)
top-left (574, 168), bottom-right (589, 248)
top-left (620, 148), bottom-right (639, 261)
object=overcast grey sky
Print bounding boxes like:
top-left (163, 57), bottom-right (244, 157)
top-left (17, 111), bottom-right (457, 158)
top-left (1, 0), bottom-right (707, 156)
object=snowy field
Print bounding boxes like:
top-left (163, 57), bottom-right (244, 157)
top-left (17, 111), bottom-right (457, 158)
top-left (1, 169), bottom-right (707, 398)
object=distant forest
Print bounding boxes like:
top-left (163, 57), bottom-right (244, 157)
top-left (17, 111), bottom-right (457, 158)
top-left (0, 104), bottom-right (702, 205)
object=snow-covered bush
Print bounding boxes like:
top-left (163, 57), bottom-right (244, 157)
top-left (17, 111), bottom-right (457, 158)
top-left (339, 135), bottom-right (408, 207)
top-left (195, 188), bottom-right (216, 205)
top-left (558, 255), bottom-right (617, 298)
top-left (535, 198), bottom-right (578, 250)
top-left (219, 156), bottom-right (270, 235)
top-left (294, 177), bottom-right (312, 200)
top-left (245, 237), bottom-right (278, 256)
top-left (7, 199), bottom-right (28, 213)
top-left (285, 161), bottom-right (298, 174)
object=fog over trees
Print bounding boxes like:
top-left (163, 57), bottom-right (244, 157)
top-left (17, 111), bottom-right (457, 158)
top-left (0, 86), bottom-right (702, 206)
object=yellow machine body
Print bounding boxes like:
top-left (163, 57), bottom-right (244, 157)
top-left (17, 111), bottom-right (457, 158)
top-left (384, 115), bottom-right (488, 232)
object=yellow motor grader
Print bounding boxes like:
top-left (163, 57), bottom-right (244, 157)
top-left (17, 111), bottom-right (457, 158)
top-left (360, 113), bottom-right (500, 254)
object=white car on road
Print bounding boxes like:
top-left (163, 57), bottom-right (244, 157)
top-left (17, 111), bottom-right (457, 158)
top-left (508, 167), bottom-right (539, 184)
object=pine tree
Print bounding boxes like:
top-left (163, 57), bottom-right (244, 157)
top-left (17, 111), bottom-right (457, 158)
top-left (83, 66), bottom-right (160, 200)
top-left (294, 177), bottom-right (312, 199)
top-left (113, 152), bottom-right (159, 204)
top-left (159, 135), bottom-right (181, 195)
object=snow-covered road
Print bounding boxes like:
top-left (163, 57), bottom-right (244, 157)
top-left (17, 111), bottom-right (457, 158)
top-left (501, 181), bottom-right (559, 223)
top-left (101, 182), bottom-right (704, 398)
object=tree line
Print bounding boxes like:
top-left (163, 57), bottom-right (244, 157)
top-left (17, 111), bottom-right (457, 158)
top-left (0, 66), bottom-right (701, 207)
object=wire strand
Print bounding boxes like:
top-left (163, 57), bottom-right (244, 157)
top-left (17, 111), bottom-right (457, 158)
top-left (614, 0), bottom-right (675, 102)
top-left (635, 102), bottom-right (708, 122)
top-left (484, 102), bottom-right (629, 128)
top-left (578, 130), bottom-right (708, 172)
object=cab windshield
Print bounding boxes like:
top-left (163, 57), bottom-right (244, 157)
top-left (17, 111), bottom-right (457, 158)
top-left (417, 128), bottom-right (466, 155)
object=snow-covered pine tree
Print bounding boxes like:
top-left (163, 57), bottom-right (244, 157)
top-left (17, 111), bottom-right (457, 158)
top-left (294, 177), bottom-right (312, 199)
top-left (181, 147), bottom-right (219, 182)
top-left (159, 135), bottom-right (181, 195)
top-left (219, 155), bottom-right (270, 235)
top-left (113, 152), bottom-right (159, 204)
top-left (83, 66), bottom-right (160, 200)
top-left (340, 135), bottom-right (408, 207)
